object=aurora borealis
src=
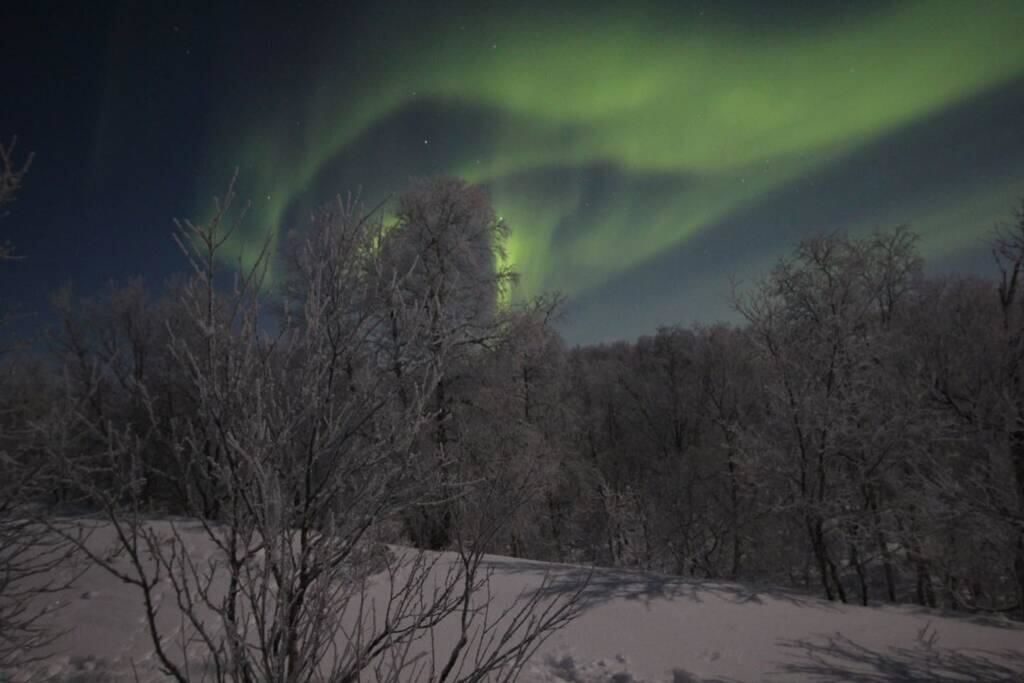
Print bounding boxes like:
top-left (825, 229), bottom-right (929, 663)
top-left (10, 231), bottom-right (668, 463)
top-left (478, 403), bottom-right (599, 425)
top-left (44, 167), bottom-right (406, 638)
top-left (5, 0), bottom-right (1024, 342)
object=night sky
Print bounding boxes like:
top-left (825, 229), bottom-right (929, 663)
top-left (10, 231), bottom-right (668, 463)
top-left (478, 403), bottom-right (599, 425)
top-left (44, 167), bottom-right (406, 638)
top-left (4, 0), bottom-right (1024, 343)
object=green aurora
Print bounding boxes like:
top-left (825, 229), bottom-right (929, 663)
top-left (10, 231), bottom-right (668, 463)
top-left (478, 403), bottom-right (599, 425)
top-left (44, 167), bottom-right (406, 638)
top-left (194, 0), bottom-right (1024, 340)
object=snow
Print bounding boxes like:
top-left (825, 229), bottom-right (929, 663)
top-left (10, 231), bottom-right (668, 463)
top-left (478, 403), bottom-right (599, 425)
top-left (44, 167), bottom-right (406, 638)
top-left (6, 521), bottom-right (1023, 682)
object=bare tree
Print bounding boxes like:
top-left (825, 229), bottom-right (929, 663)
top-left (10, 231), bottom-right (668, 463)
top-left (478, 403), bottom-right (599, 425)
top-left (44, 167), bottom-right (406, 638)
top-left (46, 180), bottom-right (583, 682)
top-left (733, 229), bottom-right (925, 604)
top-left (0, 136), bottom-right (85, 672)
top-left (990, 197), bottom-right (1024, 617)
top-left (694, 324), bottom-right (761, 581)
top-left (0, 136), bottom-right (32, 260)
top-left (379, 177), bottom-right (517, 551)
top-left (46, 279), bottom-right (198, 510)
top-left (0, 358), bottom-right (83, 671)
top-left (459, 294), bottom-right (575, 561)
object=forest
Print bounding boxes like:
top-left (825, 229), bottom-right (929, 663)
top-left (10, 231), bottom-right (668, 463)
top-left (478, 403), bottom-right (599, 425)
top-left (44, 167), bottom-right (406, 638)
top-left (2, 139), bottom-right (1024, 679)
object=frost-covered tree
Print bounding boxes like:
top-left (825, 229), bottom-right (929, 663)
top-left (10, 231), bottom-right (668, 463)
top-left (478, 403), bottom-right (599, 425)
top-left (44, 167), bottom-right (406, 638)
top-left (734, 228), bottom-right (925, 603)
top-left (47, 180), bottom-right (583, 683)
top-left (379, 177), bottom-right (517, 550)
top-left (0, 137), bottom-right (32, 260)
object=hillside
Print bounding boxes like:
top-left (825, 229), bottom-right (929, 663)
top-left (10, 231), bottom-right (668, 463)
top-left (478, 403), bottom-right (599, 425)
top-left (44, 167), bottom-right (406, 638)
top-left (6, 521), bottom-right (1023, 683)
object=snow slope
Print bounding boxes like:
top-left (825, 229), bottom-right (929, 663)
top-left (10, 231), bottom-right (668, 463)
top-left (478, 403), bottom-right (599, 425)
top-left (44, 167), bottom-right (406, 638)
top-left (9, 521), bottom-right (1024, 682)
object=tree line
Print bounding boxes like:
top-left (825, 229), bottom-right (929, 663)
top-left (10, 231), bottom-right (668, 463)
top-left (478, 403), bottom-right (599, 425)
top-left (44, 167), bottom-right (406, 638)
top-left (2, 165), bottom-right (1023, 677)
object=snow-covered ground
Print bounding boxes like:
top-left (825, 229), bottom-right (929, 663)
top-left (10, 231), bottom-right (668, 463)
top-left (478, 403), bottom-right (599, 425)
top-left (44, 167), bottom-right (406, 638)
top-left (8, 521), bottom-right (1024, 682)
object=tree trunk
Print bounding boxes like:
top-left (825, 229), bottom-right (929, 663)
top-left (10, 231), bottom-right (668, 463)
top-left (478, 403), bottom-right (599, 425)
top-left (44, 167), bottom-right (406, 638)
top-left (865, 486), bottom-right (897, 602)
top-left (826, 553), bottom-right (848, 604)
top-left (914, 556), bottom-right (936, 608)
top-left (808, 517), bottom-right (835, 601)
top-left (1015, 531), bottom-right (1024, 620)
top-left (727, 456), bottom-right (742, 579)
top-left (546, 493), bottom-right (565, 562)
top-left (1011, 428), bottom-right (1024, 619)
top-left (850, 541), bottom-right (869, 606)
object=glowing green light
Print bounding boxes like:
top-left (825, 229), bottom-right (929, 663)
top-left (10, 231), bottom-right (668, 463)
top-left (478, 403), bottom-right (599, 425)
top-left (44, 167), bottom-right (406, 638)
top-left (197, 0), bottom-right (1024, 304)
